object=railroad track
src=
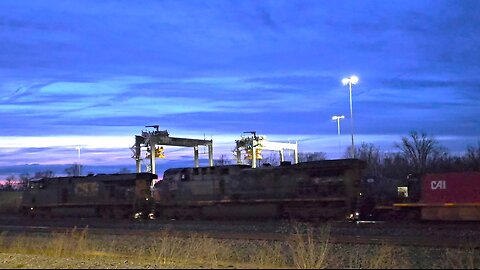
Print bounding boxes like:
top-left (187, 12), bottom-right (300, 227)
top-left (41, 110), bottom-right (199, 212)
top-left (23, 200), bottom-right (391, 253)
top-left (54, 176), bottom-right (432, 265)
top-left (0, 223), bottom-right (477, 249)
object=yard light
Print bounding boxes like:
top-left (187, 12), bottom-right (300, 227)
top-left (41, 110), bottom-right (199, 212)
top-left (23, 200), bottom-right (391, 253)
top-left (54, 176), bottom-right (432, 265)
top-left (342, 75), bottom-right (359, 158)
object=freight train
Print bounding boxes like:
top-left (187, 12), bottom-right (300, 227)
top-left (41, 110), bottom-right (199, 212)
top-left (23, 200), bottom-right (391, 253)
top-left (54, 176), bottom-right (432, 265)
top-left (18, 159), bottom-right (480, 222)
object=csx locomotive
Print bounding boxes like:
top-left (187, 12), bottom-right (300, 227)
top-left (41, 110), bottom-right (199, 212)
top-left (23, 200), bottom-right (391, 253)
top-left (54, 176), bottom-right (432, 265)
top-left (20, 159), bottom-right (366, 221)
top-left (21, 173), bottom-right (156, 219)
top-left (152, 159), bottom-right (365, 220)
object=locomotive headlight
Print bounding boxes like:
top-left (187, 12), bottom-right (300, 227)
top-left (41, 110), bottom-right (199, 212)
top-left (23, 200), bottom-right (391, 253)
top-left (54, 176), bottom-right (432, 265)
top-left (146, 198), bottom-right (149, 201)
top-left (134, 212), bottom-right (143, 219)
top-left (348, 212), bottom-right (360, 220)
top-left (30, 207), bottom-right (34, 211)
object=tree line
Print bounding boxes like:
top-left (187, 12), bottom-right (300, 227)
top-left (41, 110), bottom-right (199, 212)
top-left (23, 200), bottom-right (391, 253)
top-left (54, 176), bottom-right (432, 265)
top-left (349, 131), bottom-right (479, 178)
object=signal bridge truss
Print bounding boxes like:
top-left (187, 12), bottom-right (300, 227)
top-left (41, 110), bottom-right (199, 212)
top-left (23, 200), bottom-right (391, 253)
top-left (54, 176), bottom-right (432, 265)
top-left (234, 133), bottom-right (298, 168)
top-left (131, 125), bottom-right (213, 174)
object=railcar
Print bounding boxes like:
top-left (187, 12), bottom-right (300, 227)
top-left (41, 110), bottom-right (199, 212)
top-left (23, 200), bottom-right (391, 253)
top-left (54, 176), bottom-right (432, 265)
top-left (20, 173), bottom-right (156, 219)
top-left (361, 172), bottom-right (480, 221)
top-left (152, 159), bottom-right (366, 220)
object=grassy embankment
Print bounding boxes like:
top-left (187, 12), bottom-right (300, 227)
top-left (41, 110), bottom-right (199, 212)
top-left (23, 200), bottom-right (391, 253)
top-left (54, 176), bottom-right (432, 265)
top-left (0, 225), bottom-right (478, 269)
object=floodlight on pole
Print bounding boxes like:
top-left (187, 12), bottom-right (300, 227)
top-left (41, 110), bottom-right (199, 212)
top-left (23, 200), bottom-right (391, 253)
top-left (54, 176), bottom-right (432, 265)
top-left (342, 75), bottom-right (359, 158)
top-left (331, 115), bottom-right (345, 156)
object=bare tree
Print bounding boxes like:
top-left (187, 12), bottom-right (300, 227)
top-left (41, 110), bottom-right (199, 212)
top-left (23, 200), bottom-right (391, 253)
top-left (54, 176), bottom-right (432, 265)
top-left (65, 163), bottom-right (83, 176)
top-left (298, 152), bottom-right (326, 162)
top-left (464, 141), bottom-right (480, 171)
top-left (381, 152), bottom-right (409, 178)
top-left (259, 153), bottom-right (280, 166)
top-left (18, 173), bottom-right (33, 190)
top-left (356, 142), bottom-right (382, 177)
top-left (395, 131), bottom-right (441, 174)
top-left (118, 168), bottom-right (131, 173)
top-left (214, 154), bottom-right (232, 166)
top-left (2, 175), bottom-right (16, 191)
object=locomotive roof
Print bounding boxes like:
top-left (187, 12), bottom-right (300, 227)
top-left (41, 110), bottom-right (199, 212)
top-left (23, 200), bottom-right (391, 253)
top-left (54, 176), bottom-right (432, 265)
top-left (29, 172), bottom-right (157, 182)
top-left (164, 164), bottom-right (251, 171)
top-left (163, 158), bottom-right (365, 172)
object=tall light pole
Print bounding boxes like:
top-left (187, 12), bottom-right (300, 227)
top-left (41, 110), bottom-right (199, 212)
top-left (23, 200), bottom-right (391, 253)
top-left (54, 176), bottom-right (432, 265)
top-left (342, 75), bottom-right (359, 158)
top-left (331, 115), bottom-right (345, 157)
top-left (75, 146), bottom-right (81, 176)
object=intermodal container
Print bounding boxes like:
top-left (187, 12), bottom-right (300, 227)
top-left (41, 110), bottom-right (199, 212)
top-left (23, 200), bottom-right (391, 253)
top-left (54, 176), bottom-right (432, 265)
top-left (421, 172), bottom-right (480, 204)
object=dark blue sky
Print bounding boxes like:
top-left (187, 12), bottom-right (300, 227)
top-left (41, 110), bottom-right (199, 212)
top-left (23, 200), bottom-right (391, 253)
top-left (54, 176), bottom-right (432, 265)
top-left (0, 0), bottom-right (479, 176)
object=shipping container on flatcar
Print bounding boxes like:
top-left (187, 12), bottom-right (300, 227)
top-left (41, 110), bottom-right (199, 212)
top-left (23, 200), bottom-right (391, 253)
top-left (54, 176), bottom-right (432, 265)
top-left (390, 172), bottom-right (480, 221)
top-left (152, 159), bottom-right (365, 221)
top-left (20, 173), bottom-right (157, 219)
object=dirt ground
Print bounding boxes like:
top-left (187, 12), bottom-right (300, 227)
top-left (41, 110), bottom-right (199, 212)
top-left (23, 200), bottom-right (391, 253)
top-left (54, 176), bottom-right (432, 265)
top-left (0, 253), bottom-right (171, 269)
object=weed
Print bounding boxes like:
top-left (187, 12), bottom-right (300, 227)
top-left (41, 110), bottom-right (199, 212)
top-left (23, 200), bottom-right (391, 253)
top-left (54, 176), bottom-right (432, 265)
top-left (287, 224), bottom-right (330, 269)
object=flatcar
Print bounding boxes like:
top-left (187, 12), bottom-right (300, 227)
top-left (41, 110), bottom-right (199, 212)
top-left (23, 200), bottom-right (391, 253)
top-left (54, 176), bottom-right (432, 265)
top-left (152, 159), bottom-right (366, 221)
top-left (361, 172), bottom-right (480, 221)
top-left (20, 173), bottom-right (156, 219)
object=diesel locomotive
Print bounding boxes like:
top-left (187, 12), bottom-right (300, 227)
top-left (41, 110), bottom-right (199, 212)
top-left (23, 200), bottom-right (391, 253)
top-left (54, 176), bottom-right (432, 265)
top-left (20, 173), bottom-right (156, 219)
top-left (152, 159), bottom-right (366, 220)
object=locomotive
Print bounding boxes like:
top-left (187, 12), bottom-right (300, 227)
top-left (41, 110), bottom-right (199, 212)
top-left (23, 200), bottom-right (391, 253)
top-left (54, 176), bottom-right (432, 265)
top-left (20, 173), bottom-right (156, 219)
top-left (152, 159), bottom-right (366, 220)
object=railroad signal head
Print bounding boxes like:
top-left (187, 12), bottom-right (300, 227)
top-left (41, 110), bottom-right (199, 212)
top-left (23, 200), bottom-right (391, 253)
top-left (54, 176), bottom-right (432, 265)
top-left (155, 146), bottom-right (165, 158)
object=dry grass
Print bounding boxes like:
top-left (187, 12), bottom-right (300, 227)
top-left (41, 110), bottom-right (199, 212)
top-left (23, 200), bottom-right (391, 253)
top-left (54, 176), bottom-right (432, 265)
top-left (344, 244), bottom-right (412, 269)
top-left (444, 248), bottom-right (480, 269)
top-left (0, 225), bottom-right (479, 269)
top-left (287, 225), bottom-right (330, 269)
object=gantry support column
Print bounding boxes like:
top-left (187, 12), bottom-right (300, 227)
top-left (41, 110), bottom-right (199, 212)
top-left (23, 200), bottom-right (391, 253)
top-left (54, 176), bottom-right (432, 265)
top-left (136, 158), bottom-right (142, 173)
top-left (194, 146), bottom-right (199, 168)
top-left (208, 144), bottom-right (214, 167)
top-left (149, 142), bottom-right (156, 174)
top-left (236, 149), bottom-right (242, 164)
top-left (279, 150), bottom-right (284, 162)
top-left (293, 142), bottom-right (299, 164)
top-left (252, 145), bottom-right (257, 169)
top-left (134, 135), bottom-right (143, 173)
